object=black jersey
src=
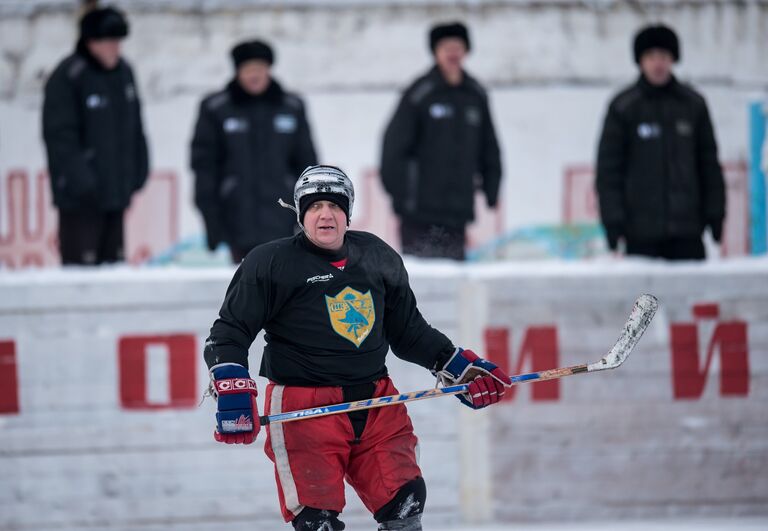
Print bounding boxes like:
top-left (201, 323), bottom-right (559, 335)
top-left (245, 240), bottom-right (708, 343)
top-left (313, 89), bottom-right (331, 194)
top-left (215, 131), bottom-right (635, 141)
top-left (204, 231), bottom-right (454, 386)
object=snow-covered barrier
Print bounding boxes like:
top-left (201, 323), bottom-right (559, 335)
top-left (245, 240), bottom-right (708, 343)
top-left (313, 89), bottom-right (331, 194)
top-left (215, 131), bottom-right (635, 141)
top-left (0, 259), bottom-right (767, 529)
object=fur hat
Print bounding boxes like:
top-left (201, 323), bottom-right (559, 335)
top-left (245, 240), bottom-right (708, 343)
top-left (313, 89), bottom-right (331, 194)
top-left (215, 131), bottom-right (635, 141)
top-left (429, 22), bottom-right (471, 53)
top-left (79, 7), bottom-right (129, 40)
top-left (231, 40), bottom-right (274, 68)
top-left (633, 24), bottom-right (680, 64)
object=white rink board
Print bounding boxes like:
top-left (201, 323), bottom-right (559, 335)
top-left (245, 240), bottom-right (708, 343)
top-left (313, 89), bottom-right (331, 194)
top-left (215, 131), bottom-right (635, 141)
top-left (1, 258), bottom-right (768, 530)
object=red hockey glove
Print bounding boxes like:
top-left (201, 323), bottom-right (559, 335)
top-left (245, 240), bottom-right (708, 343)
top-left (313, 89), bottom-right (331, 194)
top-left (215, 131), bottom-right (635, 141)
top-left (434, 348), bottom-right (511, 409)
top-left (209, 363), bottom-right (260, 444)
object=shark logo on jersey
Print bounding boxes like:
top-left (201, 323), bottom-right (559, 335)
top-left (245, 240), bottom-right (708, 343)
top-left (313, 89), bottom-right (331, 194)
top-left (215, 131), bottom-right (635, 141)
top-left (325, 286), bottom-right (375, 347)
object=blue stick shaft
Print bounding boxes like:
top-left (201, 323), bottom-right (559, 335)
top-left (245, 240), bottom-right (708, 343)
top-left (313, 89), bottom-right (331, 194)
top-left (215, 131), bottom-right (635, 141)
top-left (258, 294), bottom-right (656, 426)
top-left (260, 384), bottom-right (470, 425)
top-left (259, 365), bottom-right (572, 426)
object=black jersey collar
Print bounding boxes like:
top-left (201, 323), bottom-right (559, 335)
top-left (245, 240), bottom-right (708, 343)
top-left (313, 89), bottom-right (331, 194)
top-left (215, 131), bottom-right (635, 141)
top-left (298, 232), bottom-right (348, 262)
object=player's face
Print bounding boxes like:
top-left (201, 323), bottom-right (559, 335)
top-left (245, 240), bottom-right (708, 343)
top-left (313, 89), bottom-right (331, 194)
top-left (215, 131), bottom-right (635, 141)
top-left (434, 38), bottom-right (467, 78)
top-left (639, 49), bottom-right (674, 86)
top-left (237, 60), bottom-right (271, 95)
top-left (304, 200), bottom-right (347, 250)
top-left (86, 39), bottom-right (122, 70)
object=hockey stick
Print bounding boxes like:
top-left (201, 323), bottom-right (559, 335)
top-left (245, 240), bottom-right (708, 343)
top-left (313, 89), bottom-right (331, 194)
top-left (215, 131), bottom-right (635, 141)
top-left (259, 294), bottom-right (658, 426)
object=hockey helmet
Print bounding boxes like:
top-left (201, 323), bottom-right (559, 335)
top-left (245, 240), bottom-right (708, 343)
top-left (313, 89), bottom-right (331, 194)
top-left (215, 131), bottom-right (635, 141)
top-left (290, 165), bottom-right (355, 225)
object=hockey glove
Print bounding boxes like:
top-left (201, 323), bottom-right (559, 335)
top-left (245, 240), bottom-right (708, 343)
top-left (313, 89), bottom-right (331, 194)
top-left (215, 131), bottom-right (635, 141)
top-left (209, 363), bottom-right (260, 444)
top-left (203, 217), bottom-right (224, 251)
top-left (604, 224), bottom-right (624, 251)
top-left (708, 218), bottom-right (723, 243)
top-left (434, 348), bottom-right (512, 409)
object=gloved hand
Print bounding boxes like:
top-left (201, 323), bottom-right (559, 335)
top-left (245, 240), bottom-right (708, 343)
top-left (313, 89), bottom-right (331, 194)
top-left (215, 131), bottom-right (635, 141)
top-left (708, 218), bottom-right (723, 243)
top-left (204, 217), bottom-right (224, 251)
top-left (209, 363), bottom-right (260, 444)
top-left (434, 348), bottom-right (512, 409)
top-left (604, 224), bottom-right (624, 251)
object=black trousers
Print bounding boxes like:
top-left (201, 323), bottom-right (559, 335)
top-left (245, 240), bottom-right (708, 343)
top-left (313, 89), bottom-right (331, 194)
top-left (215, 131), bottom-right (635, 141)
top-left (626, 237), bottom-right (705, 261)
top-left (58, 209), bottom-right (125, 265)
top-left (400, 219), bottom-right (465, 261)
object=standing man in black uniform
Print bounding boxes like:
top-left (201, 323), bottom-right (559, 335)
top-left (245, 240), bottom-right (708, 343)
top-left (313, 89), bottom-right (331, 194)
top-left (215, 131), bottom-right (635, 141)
top-left (381, 21), bottom-right (502, 261)
top-left (596, 24), bottom-right (725, 260)
top-left (203, 165), bottom-right (511, 530)
top-left (42, 6), bottom-right (149, 265)
top-left (191, 39), bottom-right (317, 263)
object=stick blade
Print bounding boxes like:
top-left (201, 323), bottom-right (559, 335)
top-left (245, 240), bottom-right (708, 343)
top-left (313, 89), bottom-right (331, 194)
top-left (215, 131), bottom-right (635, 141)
top-left (588, 294), bottom-right (659, 372)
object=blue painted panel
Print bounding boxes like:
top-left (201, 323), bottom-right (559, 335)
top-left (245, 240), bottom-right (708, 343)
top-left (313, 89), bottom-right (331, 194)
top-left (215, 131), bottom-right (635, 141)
top-left (749, 101), bottom-right (767, 254)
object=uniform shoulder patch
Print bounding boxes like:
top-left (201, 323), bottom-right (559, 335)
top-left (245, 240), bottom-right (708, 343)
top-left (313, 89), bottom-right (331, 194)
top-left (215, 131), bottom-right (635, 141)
top-left (282, 93), bottom-right (303, 110)
top-left (613, 85), bottom-right (642, 114)
top-left (408, 78), bottom-right (435, 106)
top-left (674, 82), bottom-right (706, 106)
top-left (464, 76), bottom-right (487, 98)
top-left (66, 56), bottom-right (87, 80)
top-left (205, 91), bottom-right (230, 111)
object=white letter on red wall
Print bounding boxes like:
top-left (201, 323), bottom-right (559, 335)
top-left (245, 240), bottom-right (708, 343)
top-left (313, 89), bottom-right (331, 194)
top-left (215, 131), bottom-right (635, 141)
top-left (118, 334), bottom-right (197, 409)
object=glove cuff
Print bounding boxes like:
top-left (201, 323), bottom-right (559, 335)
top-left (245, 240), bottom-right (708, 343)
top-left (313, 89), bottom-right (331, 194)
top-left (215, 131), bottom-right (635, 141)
top-left (209, 363), bottom-right (257, 400)
top-left (434, 347), bottom-right (476, 387)
top-left (210, 362), bottom-right (249, 378)
top-left (213, 377), bottom-right (257, 396)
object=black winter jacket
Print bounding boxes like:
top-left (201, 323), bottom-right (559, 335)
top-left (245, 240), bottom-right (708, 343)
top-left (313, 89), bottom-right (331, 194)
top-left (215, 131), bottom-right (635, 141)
top-left (191, 79), bottom-right (317, 251)
top-left (596, 75), bottom-right (725, 244)
top-left (203, 231), bottom-right (454, 387)
top-left (42, 42), bottom-right (149, 211)
top-left (381, 67), bottom-right (502, 228)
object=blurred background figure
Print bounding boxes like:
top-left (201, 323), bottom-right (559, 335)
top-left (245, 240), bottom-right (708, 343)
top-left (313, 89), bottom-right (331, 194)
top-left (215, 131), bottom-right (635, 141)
top-left (191, 39), bottom-right (318, 264)
top-left (380, 21), bottom-right (502, 261)
top-left (42, 5), bottom-right (149, 265)
top-left (596, 24), bottom-right (725, 261)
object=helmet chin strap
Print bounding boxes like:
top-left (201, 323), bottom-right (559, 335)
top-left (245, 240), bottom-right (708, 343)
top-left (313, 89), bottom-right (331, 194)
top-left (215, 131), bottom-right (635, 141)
top-left (277, 197), bottom-right (348, 249)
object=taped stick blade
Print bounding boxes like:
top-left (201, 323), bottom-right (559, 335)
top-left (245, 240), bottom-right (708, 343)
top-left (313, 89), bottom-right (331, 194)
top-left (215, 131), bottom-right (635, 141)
top-left (588, 294), bottom-right (659, 372)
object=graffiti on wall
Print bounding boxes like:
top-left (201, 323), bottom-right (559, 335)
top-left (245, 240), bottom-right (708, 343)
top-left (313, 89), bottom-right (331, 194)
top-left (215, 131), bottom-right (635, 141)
top-left (0, 169), bottom-right (179, 268)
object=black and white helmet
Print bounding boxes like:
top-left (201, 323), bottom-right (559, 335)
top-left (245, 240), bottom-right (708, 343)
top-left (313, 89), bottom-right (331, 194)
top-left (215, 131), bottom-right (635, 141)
top-left (294, 165), bottom-right (354, 221)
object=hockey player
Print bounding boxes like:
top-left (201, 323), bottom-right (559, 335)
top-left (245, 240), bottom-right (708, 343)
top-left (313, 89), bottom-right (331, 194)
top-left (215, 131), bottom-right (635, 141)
top-left (204, 165), bottom-right (511, 530)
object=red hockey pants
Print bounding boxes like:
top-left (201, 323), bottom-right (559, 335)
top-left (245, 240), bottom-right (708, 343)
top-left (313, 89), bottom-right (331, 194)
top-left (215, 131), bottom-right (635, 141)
top-left (263, 377), bottom-right (422, 522)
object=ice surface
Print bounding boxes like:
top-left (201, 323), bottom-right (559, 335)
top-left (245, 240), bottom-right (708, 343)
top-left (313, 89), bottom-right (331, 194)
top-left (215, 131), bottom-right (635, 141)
top-left (451, 519), bottom-right (768, 531)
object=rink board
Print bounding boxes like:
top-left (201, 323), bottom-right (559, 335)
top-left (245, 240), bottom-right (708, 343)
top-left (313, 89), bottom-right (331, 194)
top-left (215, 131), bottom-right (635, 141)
top-left (0, 260), bottom-right (767, 529)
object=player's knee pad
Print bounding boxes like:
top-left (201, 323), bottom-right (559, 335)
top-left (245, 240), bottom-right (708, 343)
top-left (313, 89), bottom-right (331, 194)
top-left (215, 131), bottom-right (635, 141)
top-left (374, 476), bottom-right (426, 529)
top-left (292, 507), bottom-right (345, 530)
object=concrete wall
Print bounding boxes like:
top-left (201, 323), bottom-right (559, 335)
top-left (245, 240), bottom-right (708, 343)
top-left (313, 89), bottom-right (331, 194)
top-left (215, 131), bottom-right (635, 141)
top-left (1, 0), bottom-right (767, 257)
top-left (1, 258), bottom-right (767, 528)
